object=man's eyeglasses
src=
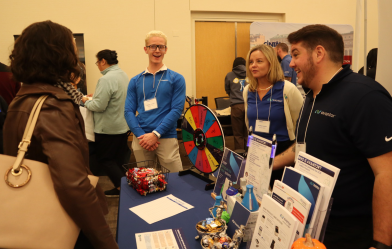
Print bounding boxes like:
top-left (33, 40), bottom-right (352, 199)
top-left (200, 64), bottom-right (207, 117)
top-left (147, 44), bottom-right (167, 51)
top-left (95, 61), bottom-right (100, 66)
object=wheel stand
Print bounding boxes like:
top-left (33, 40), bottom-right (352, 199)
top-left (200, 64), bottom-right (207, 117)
top-left (178, 167), bottom-right (216, 191)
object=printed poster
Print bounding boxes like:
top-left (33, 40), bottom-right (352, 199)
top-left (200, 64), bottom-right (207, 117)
top-left (213, 148), bottom-right (244, 196)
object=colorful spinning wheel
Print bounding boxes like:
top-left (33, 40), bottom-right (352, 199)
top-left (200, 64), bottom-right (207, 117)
top-left (181, 104), bottom-right (225, 174)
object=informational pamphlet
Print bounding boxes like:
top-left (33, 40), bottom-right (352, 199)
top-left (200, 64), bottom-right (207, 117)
top-left (213, 148), bottom-right (244, 196)
top-left (250, 195), bottom-right (298, 249)
top-left (130, 195), bottom-right (194, 224)
top-left (79, 106), bottom-right (95, 142)
top-left (282, 167), bottom-right (324, 238)
top-left (294, 152), bottom-right (340, 239)
top-left (243, 134), bottom-right (273, 202)
top-left (272, 180), bottom-right (311, 240)
top-left (227, 201), bottom-right (259, 243)
top-left (135, 228), bottom-right (190, 249)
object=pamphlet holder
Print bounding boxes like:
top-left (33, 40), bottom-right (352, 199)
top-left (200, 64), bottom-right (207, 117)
top-left (319, 197), bottom-right (334, 243)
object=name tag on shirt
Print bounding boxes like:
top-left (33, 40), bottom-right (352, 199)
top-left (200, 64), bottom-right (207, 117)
top-left (295, 142), bottom-right (306, 161)
top-left (255, 120), bottom-right (270, 133)
top-left (144, 98), bottom-right (158, 111)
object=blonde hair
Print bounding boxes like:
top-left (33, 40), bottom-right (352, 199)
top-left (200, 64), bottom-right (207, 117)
top-left (145, 30), bottom-right (167, 46)
top-left (246, 44), bottom-right (285, 92)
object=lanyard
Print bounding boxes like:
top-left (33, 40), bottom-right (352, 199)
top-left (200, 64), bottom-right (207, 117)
top-left (295, 67), bottom-right (343, 144)
top-left (255, 87), bottom-right (272, 121)
top-left (143, 71), bottom-right (165, 101)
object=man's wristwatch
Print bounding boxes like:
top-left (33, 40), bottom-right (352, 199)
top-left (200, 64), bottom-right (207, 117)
top-left (372, 240), bottom-right (392, 249)
top-left (152, 130), bottom-right (161, 139)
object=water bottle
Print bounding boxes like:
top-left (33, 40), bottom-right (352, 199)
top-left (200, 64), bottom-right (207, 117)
top-left (212, 195), bottom-right (222, 217)
top-left (241, 184), bottom-right (259, 211)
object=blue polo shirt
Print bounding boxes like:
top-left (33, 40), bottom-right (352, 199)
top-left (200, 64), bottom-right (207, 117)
top-left (247, 81), bottom-right (289, 142)
top-left (281, 55), bottom-right (297, 85)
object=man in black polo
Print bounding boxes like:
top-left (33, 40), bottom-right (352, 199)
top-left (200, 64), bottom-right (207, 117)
top-left (273, 24), bottom-right (392, 249)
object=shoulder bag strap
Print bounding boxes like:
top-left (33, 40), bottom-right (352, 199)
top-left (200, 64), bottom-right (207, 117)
top-left (12, 95), bottom-right (49, 172)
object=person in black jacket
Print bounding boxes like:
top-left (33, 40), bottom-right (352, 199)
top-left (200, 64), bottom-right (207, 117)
top-left (358, 48), bottom-right (377, 80)
top-left (225, 57), bottom-right (249, 150)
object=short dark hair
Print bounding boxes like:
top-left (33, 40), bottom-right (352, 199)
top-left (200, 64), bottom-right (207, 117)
top-left (9, 20), bottom-right (80, 84)
top-left (276, 43), bottom-right (288, 53)
top-left (288, 24), bottom-right (344, 64)
top-left (233, 57), bottom-right (245, 68)
top-left (96, 50), bottom-right (119, 65)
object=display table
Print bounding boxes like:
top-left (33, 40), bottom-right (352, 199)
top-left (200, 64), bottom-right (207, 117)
top-left (117, 174), bottom-right (246, 249)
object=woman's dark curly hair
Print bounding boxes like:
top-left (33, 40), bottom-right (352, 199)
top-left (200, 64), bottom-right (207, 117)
top-left (9, 20), bottom-right (80, 84)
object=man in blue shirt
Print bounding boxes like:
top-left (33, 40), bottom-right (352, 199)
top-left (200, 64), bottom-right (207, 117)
top-left (276, 43), bottom-right (297, 85)
top-left (125, 30), bottom-right (186, 172)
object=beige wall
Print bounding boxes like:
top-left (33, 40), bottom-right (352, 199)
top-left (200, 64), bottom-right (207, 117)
top-left (0, 0), bottom-right (379, 96)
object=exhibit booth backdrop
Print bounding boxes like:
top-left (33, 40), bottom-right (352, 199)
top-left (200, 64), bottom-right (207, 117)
top-left (250, 22), bottom-right (354, 66)
top-left (0, 0), bottom-right (379, 99)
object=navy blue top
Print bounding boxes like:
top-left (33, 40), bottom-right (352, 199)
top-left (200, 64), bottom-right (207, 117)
top-left (247, 80), bottom-right (289, 142)
top-left (297, 64), bottom-right (392, 217)
top-left (281, 55), bottom-right (297, 85)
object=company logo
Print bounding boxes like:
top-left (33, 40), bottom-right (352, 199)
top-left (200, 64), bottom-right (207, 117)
top-left (266, 98), bottom-right (283, 102)
top-left (264, 40), bottom-right (280, 47)
top-left (309, 181), bottom-right (320, 190)
top-left (385, 136), bottom-right (392, 142)
top-left (314, 110), bottom-right (336, 118)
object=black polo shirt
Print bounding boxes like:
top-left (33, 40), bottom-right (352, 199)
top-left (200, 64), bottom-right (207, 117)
top-left (296, 64), bottom-right (392, 217)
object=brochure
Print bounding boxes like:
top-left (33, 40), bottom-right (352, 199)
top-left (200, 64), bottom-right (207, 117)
top-left (294, 152), bottom-right (340, 239)
top-left (282, 167), bottom-right (324, 238)
top-left (227, 201), bottom-right (259, 243)
top-left (135, 228), bottom-right (190, 249)
top-left (249, 195), bottom-right (298, 249)
top-left (213, 148), bottom-right (244, 196)
top-left (272, 180), bottom-right (311, 240)
top-left (243, 134), bottom-right (273, 201)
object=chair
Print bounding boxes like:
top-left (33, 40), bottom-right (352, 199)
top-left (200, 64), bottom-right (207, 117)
top-left (215, 97), bottom-right (230, 110)
top-left (214, 97), bottom-right (233, 136)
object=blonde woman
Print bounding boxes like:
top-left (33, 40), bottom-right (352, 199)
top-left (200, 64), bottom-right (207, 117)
top-left (243, 44), bottom-right (303, 187)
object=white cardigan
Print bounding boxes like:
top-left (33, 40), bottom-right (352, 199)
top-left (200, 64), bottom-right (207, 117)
top-left (243, 81), bottom-right (304, 141)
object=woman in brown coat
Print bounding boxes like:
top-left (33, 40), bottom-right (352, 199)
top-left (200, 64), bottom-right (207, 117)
top-left (4, 20), bottom-right (118, 249)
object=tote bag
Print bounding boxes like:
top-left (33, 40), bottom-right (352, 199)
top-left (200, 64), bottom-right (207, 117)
top-left (0, 95), bottom-right (98, 249)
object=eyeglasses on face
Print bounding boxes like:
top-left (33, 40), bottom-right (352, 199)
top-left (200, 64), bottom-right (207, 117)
top-left (95, 61), bottom-right (100, 66)
top-left (147, 44), bottom-right (167, 51)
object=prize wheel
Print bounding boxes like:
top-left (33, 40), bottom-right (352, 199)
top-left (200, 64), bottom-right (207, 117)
top-left (181, 104), bottom-right (225, 174)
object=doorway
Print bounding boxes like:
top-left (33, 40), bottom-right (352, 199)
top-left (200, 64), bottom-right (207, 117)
top-left (195, 21), bottom-right (251, 109)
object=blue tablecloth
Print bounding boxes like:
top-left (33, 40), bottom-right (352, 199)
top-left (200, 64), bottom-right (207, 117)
top-left (117, 174), bottom-right (246, 249)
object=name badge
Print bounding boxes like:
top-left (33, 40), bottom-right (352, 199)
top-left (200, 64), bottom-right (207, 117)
top-left (255, 120), bottom-right (270, 133)
top-left (144, 98), bottom-right (158, 111)
top-left (295, 142), bottom-right (306, 161)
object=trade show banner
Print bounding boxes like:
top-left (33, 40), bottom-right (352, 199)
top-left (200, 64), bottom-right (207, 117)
top-left (250, 22), bottom-right (354, 66)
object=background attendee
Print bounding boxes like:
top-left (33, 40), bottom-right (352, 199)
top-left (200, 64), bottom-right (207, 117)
top-left (358, 48), bottom-right (378, 80)
top-left (244, 44), bottom-right (303, 188)
top-left (276, 42), bottom-right (297, 85)
top-left (0, 95), bottom-right (7, 154)
top-left (274, 24), bottom-right (392, 249)
top-left (0, 61), bottom-right (21, 105)
top-left (4, 20), bottom-right (117, 249)
top-left (82, 49), bottom-right (130, 197)
top-left (125, 30), bottom-right (186, 172)
top-left (225, 57), bottom-right (248, 150)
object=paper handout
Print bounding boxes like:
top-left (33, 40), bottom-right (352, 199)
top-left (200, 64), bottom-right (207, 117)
top-left (130, 194), bottom-right (194, 224)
